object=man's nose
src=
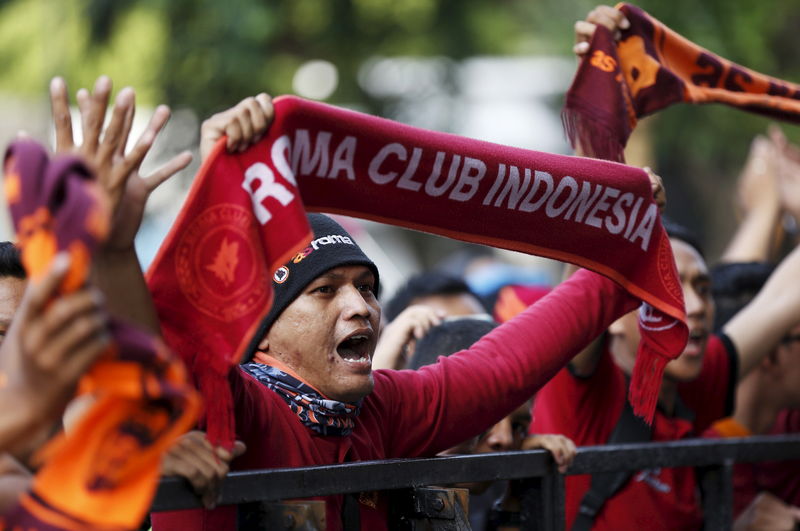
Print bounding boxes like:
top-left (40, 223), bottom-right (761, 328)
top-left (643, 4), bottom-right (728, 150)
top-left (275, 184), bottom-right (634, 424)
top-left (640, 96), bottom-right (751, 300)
top-left (684, 286), bottom-right (706, 318)
top-left (339, 285), bottom-right (371, 319)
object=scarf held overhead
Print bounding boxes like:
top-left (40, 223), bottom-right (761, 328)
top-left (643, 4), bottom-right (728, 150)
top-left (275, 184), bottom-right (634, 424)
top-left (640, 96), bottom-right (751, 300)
top-left (1, 141), bottom-right (199, 531)
top-left (563, 2), bottom-right (800, 161)
top-left (148, 96), bottom-right (687, 444)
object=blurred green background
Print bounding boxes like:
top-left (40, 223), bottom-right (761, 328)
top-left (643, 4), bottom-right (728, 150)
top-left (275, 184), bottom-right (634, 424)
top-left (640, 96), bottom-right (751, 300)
top-left (0, 0), bottom-right (798, 262)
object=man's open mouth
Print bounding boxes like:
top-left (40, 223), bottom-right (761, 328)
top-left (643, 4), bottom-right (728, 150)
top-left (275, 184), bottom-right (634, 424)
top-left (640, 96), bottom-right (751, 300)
top-left (337, 332), bottom-right (372, 364)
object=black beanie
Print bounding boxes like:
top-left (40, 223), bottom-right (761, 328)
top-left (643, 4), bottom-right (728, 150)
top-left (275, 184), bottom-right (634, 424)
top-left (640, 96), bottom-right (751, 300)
top-left (242, 213), bottom-right (380, 361)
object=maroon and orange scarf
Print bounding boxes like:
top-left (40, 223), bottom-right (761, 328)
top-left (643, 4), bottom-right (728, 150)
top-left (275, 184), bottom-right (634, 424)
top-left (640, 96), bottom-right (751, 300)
top-left (1, 141), bottom-right (199, 531)
top-left (148, 95), bottom-right (687, 446)
top-left (563, 3), bottom-right (800, 162)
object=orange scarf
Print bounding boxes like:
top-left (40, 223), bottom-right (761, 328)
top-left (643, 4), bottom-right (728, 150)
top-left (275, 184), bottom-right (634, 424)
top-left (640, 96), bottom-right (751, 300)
top-left (563, 3), bottom-right (800, 161)
top-left (1, 141), bottom-right (199, 531)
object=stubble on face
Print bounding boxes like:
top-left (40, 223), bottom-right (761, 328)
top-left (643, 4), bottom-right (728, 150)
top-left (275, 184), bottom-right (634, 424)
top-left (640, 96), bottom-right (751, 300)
top-left (263, 265), bottom-right (380, 402)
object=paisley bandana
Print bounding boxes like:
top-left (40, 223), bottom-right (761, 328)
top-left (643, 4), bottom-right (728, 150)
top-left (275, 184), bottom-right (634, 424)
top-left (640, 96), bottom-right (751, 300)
top-left (241, 362), bottom-right (361, 436)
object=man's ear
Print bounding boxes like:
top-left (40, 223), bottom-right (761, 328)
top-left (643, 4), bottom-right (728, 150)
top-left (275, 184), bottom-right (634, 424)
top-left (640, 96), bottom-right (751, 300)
top-left (257, 335), bottom-right (269, 353)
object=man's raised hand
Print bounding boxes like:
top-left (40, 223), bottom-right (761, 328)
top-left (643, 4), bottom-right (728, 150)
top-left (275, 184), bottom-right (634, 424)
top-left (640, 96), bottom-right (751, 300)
top-left (199, 94), bottom-right (274, 161)
top-left (49, 75), bottom-right (193, 250)
top-left (573, 5), bottom-right (630, 56)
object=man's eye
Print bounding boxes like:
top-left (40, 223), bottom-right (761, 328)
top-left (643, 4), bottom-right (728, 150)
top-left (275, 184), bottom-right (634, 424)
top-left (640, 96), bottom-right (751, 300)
top-left (313, 285), bottom-right (334, 294)
top-left (357, 283), bottom-right (375, 293)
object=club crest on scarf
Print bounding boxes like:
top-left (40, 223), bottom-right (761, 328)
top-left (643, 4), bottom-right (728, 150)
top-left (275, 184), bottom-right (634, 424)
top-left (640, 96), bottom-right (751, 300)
top-left (175, 203), bottom-right (271, 322)
top-left (241, 362), bottom-right (360, 436)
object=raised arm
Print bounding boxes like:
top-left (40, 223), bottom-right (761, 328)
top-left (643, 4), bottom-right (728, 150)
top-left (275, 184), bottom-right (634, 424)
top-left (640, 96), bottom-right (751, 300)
top-left (720, 132), bottom-right (781, 263)
top-left (724, 241), bottom-right (800, 379)
top-left (49, 76), bottom-right (192, 334)
top-left (380, 268), bottom-right (640, 458)
top-left (774, 127), bottom-right (800, 247)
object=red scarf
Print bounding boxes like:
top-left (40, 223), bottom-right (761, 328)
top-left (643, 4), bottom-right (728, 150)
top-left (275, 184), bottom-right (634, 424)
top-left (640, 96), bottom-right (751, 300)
top-left (563, 3), bottom-right (800, 161)
top-left (148, 96), bottom-right (687, 447)
top-left (1, 141), bottom-right (199, 531)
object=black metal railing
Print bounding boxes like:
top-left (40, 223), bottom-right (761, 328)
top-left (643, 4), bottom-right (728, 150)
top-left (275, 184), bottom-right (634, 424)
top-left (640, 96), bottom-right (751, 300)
top-left (152, 434), bottom-right (800, 530)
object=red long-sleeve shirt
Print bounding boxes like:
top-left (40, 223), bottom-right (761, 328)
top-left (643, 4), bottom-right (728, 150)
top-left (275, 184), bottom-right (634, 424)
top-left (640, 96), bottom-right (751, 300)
top-left (152, 269), bottom-right (637, 530)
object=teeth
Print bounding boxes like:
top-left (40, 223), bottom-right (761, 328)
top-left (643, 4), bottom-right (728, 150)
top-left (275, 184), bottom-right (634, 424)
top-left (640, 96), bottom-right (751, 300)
top-left (343, 356), bottom-right (370, 363)
top-left (351, 334), bottom-right (367, 341)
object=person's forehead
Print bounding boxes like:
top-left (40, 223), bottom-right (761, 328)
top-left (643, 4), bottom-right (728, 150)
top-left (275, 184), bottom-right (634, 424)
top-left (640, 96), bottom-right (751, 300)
top-left (0, 276), bottom-right (25, 321)
top-left (670, 238), bottom-right (708, 279)
top-left (314, 264), bottom-right (374, 281)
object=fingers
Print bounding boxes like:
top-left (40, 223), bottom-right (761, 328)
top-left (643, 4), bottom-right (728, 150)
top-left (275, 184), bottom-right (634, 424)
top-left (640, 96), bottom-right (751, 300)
top-left (559, 437), bottom-right (578, 473)
top-left (523, 434), bottom-right (577, 474)
top-left (96, 88), bottom-right (135, 170)
top-left (236, 111), bottom-right (254, 149)
top-left (114, 90), bottom-right (136, 159)
top-left (142, 151), bottom-right (193, 193)
top-left (200, 94), bottom-right (275, 160)
top-left (232, 440), bottom-right (247, 458)
top-left (216, 440), bottom-right (247, 462)
top-left (644, 167), bottom-right (666, 213)
top-left (81, 76), bottom-right (112, 157)
top-left (413, 314), bottom-right (443, 339)
top-left (575, 5), bottom-right (629, 55)
top-left (37, 291), bottom-right (107, 366)
top-left (586, 5), bottom-right (629, 34)
top-left (22, 253), bottom-right (71, 320)
top-left (227, 95), bottom-right (274, 153)
top-left (49, 77), bottom-right (75, 152)
top-left (394, 305), bottom-right (445, 340)
top-left (162, 431), bottom-right (235, 509)
top-left (249, 94), bottom-right (274, 144)
top-left (59, 330), bottom-right (110, 386)
top-left (117, 105), bottom-right (170, 189)
top-left (224, 117), bottom-right (244, 153)
top-left (573, 21), bottom-right (597, 56)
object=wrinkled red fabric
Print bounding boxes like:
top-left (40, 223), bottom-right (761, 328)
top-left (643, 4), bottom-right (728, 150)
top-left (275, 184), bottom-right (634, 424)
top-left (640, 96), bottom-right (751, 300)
top-left (148, 95), bottom-right (686, 445)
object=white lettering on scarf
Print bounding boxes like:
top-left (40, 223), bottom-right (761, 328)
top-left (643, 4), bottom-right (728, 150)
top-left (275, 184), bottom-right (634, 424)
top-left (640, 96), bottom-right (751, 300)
top-left (267, 130), bottom-right (657, 252)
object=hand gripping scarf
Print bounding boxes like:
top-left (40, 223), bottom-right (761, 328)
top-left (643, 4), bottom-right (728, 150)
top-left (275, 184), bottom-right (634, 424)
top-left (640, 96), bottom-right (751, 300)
top-left (563, 3), bottom-right (800, 161)
top-left (147, 95), bottom-right (687, 447)
top-left (0, 140), bottom-right (199, 531)
top-left (240, 362), bottom-right (360, 436)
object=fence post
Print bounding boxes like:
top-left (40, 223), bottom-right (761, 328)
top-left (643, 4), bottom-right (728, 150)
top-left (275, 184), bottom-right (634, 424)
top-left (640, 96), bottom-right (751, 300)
top-left (699, 459), bottom-right (734, 531)
top-left (519, 472), bottom-right (565, 531)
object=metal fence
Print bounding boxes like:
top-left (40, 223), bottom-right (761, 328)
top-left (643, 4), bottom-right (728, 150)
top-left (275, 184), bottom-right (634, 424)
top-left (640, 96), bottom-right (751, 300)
top-left (152, 433), bottom-right (800, 530)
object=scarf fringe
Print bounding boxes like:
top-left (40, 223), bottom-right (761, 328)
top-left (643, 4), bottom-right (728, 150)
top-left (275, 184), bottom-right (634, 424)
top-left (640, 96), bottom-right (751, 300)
top-left (196, 351), bottom-right (235, 450)
top-left (561, 107), bottom-right (626, 163)
top-left (628, 342), bottom-right (668, 425)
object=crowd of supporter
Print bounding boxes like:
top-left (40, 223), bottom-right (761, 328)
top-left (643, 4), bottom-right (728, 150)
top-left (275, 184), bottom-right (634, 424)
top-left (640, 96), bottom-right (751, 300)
top-left (1, 4), bottom-right (799, 531)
